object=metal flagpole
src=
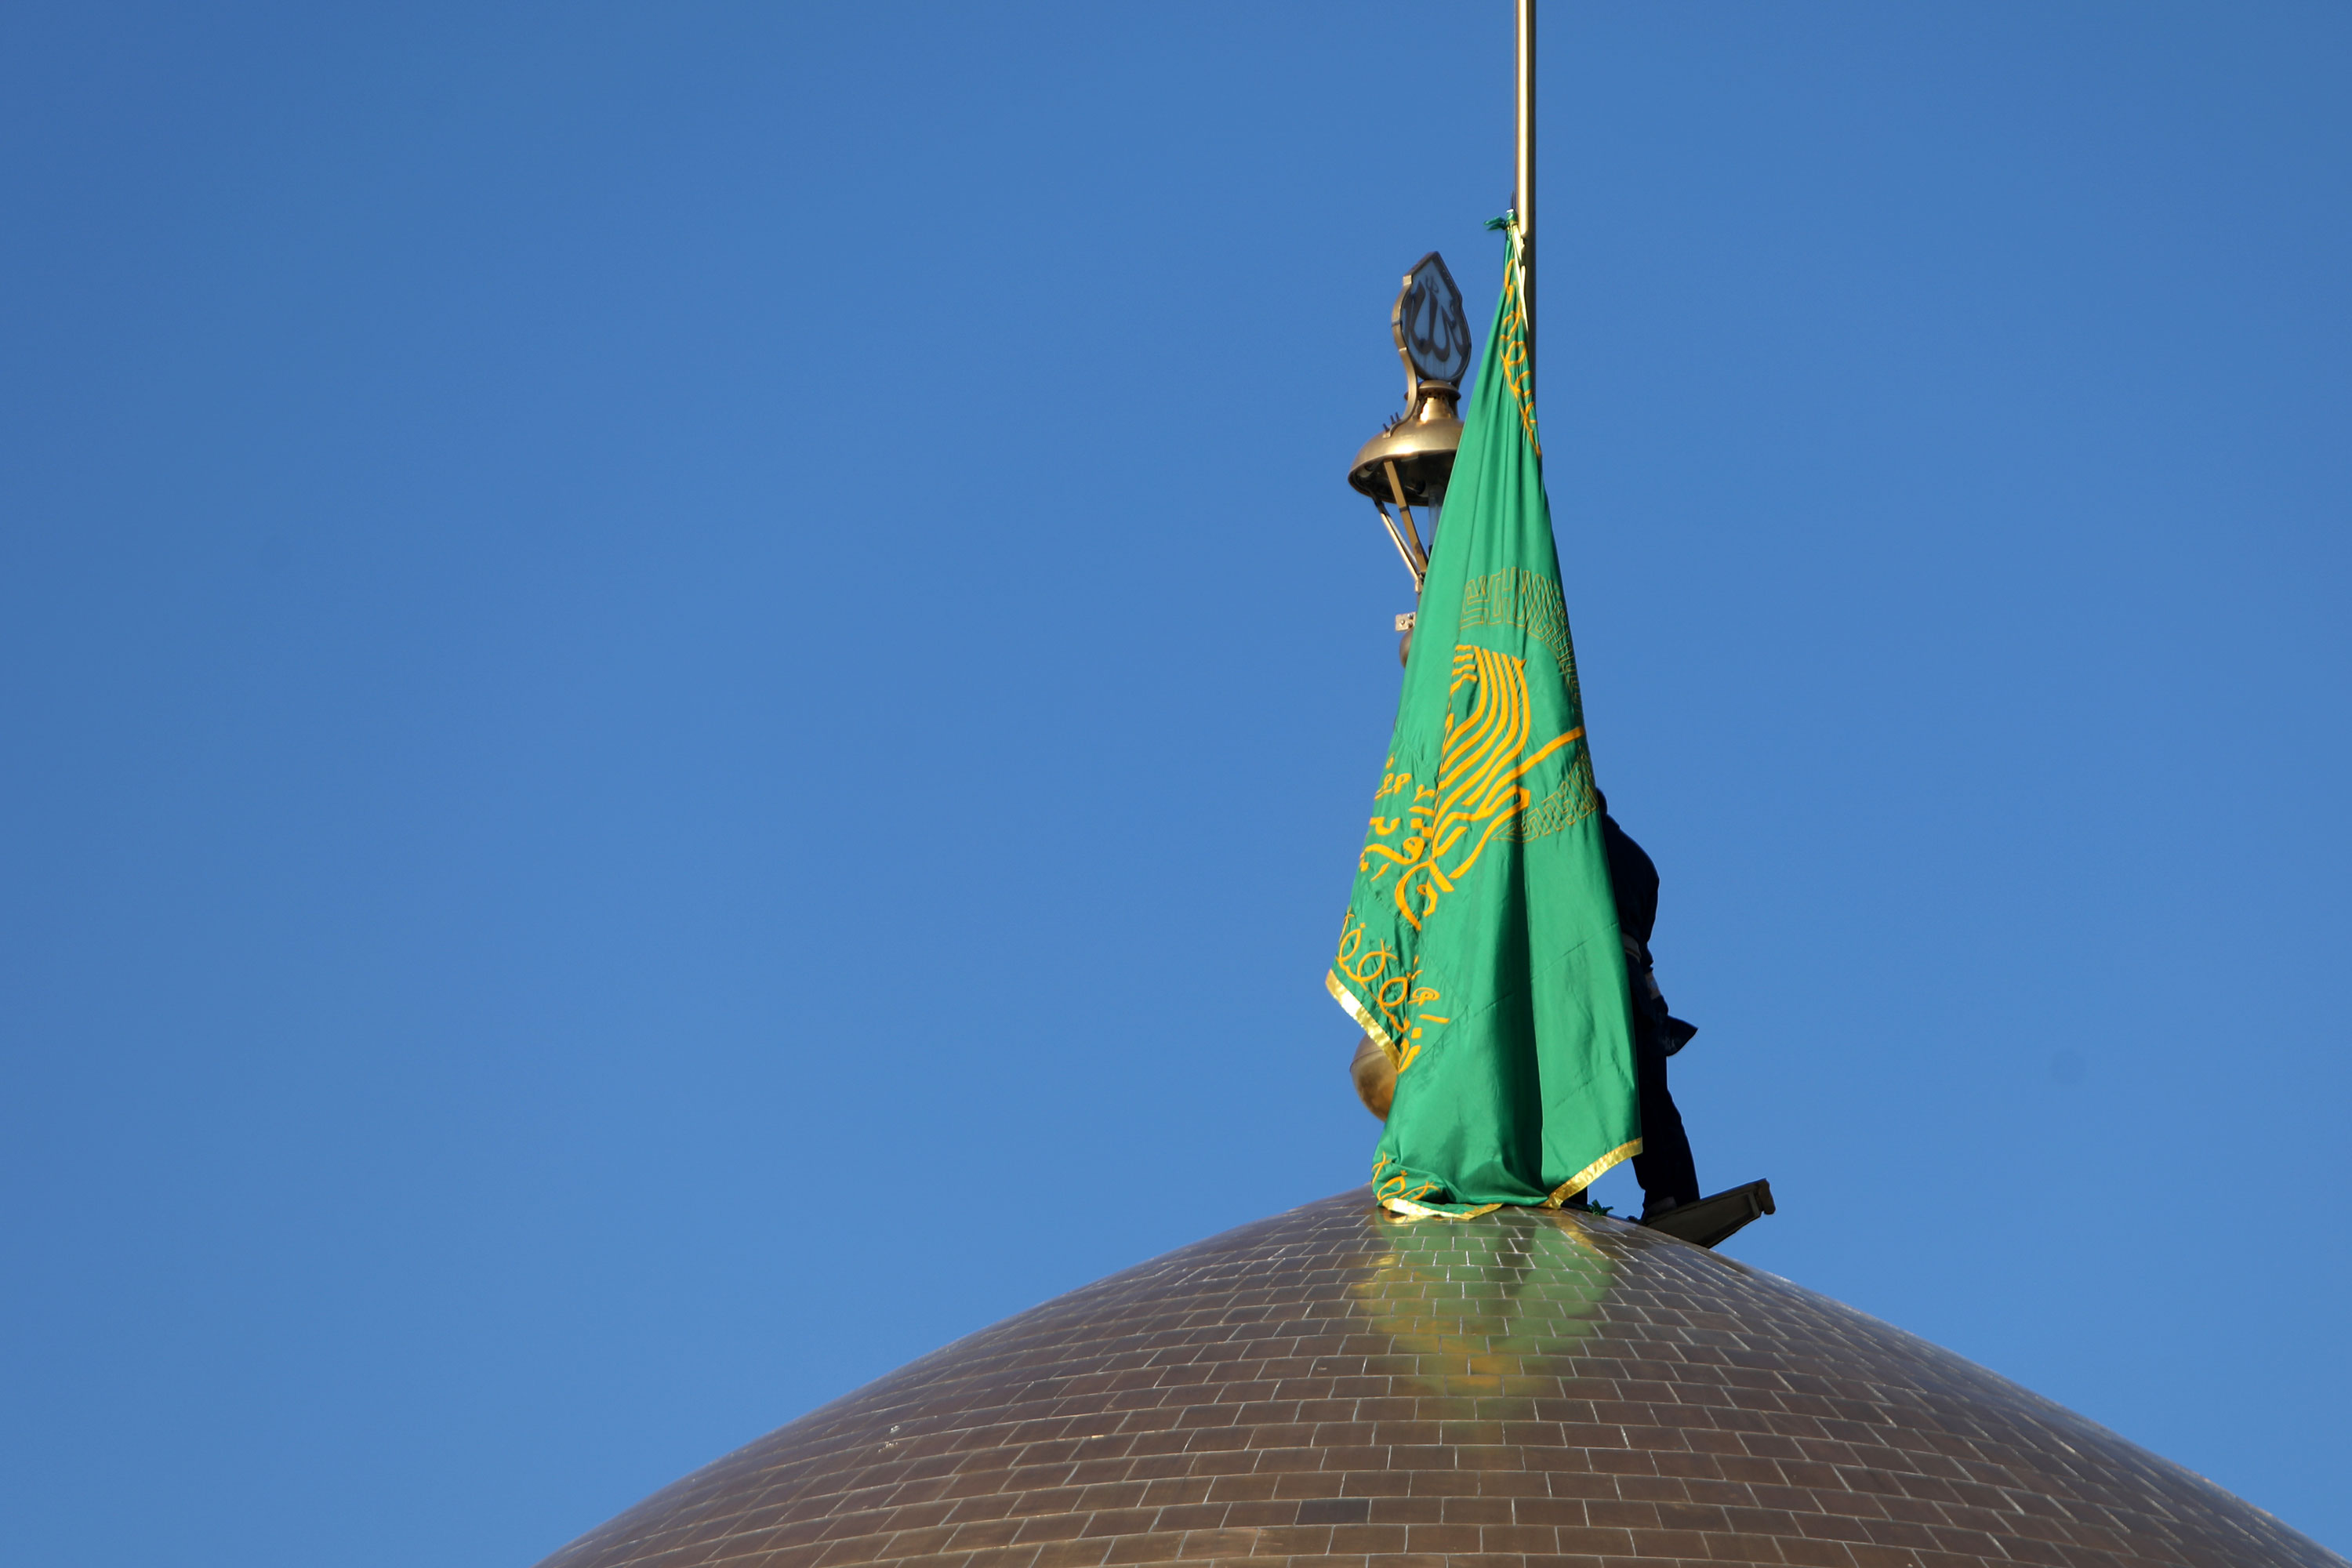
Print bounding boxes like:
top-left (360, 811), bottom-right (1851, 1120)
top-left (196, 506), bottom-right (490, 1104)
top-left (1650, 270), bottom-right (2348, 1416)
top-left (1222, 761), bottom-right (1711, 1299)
top-left (1515, 0), bottom-right (1536, 397)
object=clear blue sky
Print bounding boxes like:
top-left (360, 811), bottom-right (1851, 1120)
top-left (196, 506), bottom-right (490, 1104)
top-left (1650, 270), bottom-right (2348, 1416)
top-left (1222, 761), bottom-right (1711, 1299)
top-left (3, 5), bottom-right (2347, 1563)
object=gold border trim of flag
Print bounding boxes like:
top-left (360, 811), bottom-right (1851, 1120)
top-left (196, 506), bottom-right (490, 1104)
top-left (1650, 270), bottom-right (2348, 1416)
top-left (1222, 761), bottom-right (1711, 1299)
top-left (1327, 969), bottom-right (1403, 1063)
top-left (1542, 1138), bottom-right (1642, 1207)
top-left (1377, 1138), bottom-right (1641, 1221)
top-left (1381, 1196), bottom-right (1505, 1221)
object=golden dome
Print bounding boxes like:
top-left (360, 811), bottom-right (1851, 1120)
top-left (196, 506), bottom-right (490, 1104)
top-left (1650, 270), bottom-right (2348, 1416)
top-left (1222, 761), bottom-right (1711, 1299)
top-left (537, 1192), bottom-right (2339, 1568)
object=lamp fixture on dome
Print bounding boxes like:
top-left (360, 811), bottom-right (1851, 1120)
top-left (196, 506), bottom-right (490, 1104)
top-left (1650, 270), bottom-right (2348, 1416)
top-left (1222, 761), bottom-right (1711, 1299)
top-left (1347, 250), bottom-right (1469, 592)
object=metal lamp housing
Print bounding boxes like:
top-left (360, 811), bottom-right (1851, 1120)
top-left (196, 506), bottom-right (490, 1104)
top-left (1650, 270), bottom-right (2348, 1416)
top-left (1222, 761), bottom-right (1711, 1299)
top-left (1349, 252), bottom-right (1470, 590)
top-left (1348, 386), bottom-right (1462, 513)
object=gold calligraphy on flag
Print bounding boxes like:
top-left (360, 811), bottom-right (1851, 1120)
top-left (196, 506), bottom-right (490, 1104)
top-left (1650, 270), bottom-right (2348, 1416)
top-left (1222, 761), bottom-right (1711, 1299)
top-left (1359, 644), bottom-right (1581, 931)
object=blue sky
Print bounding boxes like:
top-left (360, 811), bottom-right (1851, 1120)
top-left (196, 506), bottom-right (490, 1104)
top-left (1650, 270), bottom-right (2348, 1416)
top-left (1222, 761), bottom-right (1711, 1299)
top-left (2, 5), bottom-right (2347, 1563)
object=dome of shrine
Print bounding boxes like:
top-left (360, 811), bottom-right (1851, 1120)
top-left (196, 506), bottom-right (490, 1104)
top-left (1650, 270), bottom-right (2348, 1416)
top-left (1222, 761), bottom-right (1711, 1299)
top-left (535, 1192), bottom-right (2341, 1568)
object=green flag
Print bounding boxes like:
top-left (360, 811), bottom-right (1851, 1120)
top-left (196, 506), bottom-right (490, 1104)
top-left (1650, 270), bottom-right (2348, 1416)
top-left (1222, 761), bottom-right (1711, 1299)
top-left (1328, 222), bottom-right (1641, 1219)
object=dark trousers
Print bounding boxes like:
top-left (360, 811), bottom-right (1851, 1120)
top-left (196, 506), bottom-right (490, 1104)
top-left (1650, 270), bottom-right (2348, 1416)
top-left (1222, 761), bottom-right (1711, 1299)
top-left (1630, 1033), bottom-right (1700, 1207)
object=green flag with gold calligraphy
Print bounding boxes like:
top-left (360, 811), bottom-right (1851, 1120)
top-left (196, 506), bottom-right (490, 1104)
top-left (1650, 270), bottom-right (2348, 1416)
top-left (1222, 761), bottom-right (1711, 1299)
top-left (1328, 222), bottom-right (1642, 1218)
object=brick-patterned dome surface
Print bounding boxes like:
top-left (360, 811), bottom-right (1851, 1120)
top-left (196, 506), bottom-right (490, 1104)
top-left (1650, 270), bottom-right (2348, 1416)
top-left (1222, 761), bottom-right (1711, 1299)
top-left (537, 1192), bottom-right (2340, 1568)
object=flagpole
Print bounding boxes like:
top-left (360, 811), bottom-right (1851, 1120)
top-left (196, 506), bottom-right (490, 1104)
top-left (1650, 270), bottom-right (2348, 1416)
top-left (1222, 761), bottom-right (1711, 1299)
top-left (1515, 0), bottom-right (1536, 397)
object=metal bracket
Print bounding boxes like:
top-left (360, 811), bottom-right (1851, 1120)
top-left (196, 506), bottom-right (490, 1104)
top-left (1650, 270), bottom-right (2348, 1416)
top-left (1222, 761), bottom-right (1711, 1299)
top-left (1370, 497), bottom-right (1425, 592)
top-left (1370, 459), bottom-right (1429, 592)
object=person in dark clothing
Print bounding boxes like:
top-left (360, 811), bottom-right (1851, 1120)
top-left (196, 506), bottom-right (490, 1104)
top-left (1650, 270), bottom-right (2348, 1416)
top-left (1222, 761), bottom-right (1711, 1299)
top-left (1595, 792), bottom-right (1704, 1221)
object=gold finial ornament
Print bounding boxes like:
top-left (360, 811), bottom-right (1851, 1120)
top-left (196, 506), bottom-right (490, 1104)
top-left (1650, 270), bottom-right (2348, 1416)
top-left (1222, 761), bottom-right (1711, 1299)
top-left (1349, 1032), bottom-right (1396, 1120)
top-left (1348, 252), bottom-right (1469, 593)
